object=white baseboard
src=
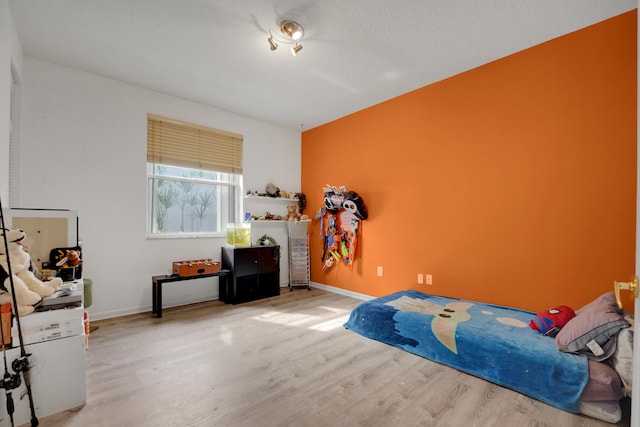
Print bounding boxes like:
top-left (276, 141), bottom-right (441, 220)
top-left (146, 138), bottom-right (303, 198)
top-left (92, 282), bottom-right (371, 321)
top-left (309, 281), bottom-right (374, 301)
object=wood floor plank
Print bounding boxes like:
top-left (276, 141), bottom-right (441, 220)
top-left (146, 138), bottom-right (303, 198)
top-left (36, 289), bottom-right (630, 427)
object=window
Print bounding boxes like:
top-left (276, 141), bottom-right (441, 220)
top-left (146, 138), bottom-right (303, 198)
top-left (147, 114), bottom-right (243, 237)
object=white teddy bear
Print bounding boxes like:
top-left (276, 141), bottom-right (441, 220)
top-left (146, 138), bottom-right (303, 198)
top-left (0, 228), bottom-right (63, 315)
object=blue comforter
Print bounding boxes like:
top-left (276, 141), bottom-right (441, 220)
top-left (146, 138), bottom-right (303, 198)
top-left (344, 290), bottom-right (589, 413)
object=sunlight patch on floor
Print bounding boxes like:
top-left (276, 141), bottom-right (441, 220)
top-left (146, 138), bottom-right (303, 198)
top-left (317, 306), bottom-right (350, 315)
top-left (251, 311), bottom-right (320, 326)
top-left (219, 325), bottom-right (233, 346)
top-left (250, 306), bottom-right (351, 331)
top-left (309, 314), bottom-right (351, 331)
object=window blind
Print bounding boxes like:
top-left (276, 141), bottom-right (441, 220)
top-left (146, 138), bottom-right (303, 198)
top-left (147, 114), bottom-right (243, 174)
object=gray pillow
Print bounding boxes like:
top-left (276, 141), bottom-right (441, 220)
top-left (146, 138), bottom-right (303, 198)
top-left (555, 292), bottom-right (630, 361)
top-left (580, 360), bottom-right (623, 402)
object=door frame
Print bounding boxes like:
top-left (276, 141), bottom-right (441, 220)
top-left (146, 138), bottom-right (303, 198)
top-left (632, 19), bottom-right (639, 422)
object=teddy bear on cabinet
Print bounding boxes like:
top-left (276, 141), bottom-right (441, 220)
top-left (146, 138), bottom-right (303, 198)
top-left (0, 228), bottom-right (63, 315)
top-left (283, 204), bottom-right (302, 221)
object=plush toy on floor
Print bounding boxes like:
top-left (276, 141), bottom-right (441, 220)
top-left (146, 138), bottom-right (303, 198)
top-left (0, 228), bottom-right (63, 315)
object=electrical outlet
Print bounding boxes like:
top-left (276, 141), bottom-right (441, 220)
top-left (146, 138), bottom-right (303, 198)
top-left (417, 274), bottom-right (424, 284)
top-left (426, 274), bottom-right (433, 285)
top-left (377, 266), bottom-right (383, 277)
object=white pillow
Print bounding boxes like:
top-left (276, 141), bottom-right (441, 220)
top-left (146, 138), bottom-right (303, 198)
top-left (579, 400), bottom-right (622, 424)
top-left (608, 317), bottom-right (633, 396)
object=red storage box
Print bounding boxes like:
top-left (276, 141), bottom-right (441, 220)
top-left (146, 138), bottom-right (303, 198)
top-left (1, 303), bottom-right (11, 347)
top-left (172, 259), bottom-right (221, 277)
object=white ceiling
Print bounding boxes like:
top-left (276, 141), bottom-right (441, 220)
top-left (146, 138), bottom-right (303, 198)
top-left (8, 0), bottom-right (637, 131)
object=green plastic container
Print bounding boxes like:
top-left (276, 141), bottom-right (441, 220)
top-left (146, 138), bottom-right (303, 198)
top-left (83, 278), bottom-right (93, 308)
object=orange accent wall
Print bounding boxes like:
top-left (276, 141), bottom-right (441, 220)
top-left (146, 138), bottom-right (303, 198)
top-left (301, 11), bottom-right (637, 313)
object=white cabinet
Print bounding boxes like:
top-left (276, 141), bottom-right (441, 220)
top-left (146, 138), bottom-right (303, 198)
top-left (0, 334), bottom-right (87, 426)
top-left (0, 208), bottom-right (86, 425)
top-left (0, 282), bottom-right (86, 426)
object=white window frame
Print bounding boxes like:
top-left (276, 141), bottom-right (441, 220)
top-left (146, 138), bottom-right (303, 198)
top-left (146, 163), bottom-right (243, 239)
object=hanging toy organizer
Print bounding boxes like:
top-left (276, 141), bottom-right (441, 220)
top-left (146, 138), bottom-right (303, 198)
top-left (287, 221), bottom-right (311, 290)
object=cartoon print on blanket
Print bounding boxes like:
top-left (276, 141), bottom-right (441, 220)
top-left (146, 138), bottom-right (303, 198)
top-left (344, 290), bottom-right (589, 413)
top-left (384, 296), bottom-right (473, 353)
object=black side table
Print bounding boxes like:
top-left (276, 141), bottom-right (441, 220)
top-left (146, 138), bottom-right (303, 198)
top-left (152, 270), bottom-right (231, 318)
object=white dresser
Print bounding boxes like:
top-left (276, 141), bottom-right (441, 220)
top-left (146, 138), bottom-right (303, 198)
top-left (0, 280), bottom-right (86, 426)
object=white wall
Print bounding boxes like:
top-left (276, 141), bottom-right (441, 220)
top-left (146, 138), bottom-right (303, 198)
top-left (18, 57), bottom-right (301, 320)
top-left (0, 0), bottom-right (23, 203)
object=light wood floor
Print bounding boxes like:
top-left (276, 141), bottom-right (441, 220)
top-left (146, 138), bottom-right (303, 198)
top-left (38, 288), bottom-right (630, 427)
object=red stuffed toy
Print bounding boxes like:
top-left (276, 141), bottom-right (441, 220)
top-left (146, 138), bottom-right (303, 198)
top-left (529, 305), bottom-right (576, 337)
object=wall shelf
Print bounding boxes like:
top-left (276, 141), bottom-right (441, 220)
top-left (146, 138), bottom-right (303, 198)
top-left (249, 220), bottom-right (311, 224)
top-left (245, 195), bottom-right (299, 202)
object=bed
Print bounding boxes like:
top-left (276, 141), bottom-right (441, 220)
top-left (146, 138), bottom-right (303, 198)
top-left (344, 290), bottom-right (632, 423)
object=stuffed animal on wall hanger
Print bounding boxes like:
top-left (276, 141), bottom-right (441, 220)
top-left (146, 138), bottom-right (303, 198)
top-left (316, 185), bottom-right (368, 271)
top-left (322, 185), bottom-right (346, 213)
top-left (342, 191), bottom-right (368, 220)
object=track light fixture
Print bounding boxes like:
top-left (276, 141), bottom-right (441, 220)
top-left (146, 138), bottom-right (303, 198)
top-left (280, 20), bottom-right (304, 41)
top-left (267, 20), bottom-right (305, 56)
top-left (267, 30), bottom-right (278, 51)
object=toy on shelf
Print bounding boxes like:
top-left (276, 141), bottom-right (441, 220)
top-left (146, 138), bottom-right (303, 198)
top-left (246, 186), bottom-right (309, 222)
top-left (48, 246), bottom-right (84, 281)
top-left (283, 205), bottom-right (301, 221)
top-left (245, 184), bottom-right (301, 201)
top-left (315, 185), bottom-right (368, 271)
top-left (249, 211), bottom-right (283, 221)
